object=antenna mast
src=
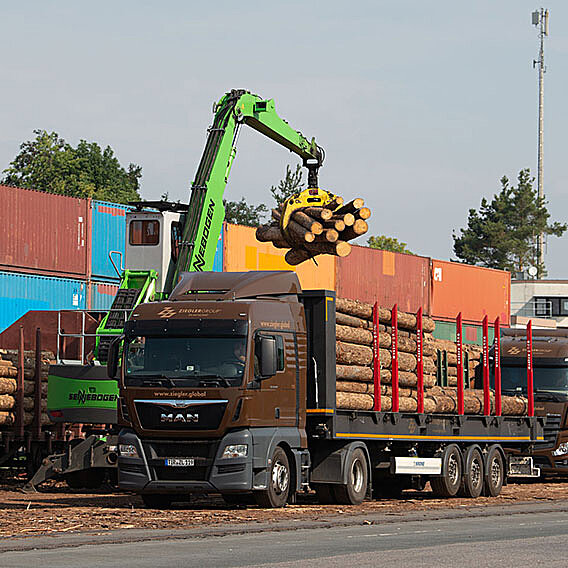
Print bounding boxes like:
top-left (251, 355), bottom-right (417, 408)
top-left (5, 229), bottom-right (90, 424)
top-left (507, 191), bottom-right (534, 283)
top-left (532, 8), bottom-right (549, 277)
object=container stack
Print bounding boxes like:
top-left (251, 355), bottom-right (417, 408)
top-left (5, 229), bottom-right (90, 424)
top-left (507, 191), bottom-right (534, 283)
top-left (255, 198), bottom-right (371, 265)
top-left (0, 350), bottom-right (54, 427)
top-left (334, 298), bottom-right (528, 416)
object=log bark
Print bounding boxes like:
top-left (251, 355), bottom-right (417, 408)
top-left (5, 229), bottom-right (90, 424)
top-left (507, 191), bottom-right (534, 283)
top-left (336, 391), bottom-right (373, 410)
top-left (336, 341), bottom-right (373, 365)
top-left (0, 394), bottom-right (15, 410)
top-left (271, 208), bottom-right (281, 222)
top-left (0, 411), bottom-right (15, 426)
top-left (336, 364), bottom-right (374, 381)
top-left (335, 312), bottom-right (373, 330)
top-left (340, 219), bottom-right (368, 241)
top-left (334, 198), bottom-right (365, 216)
top-left (380, 369), bottom-right (437, 388)
top-left (323, 218), bottom-right (346, 231)
top-left (285, 249), bottom-right (314, 265)
top-left (303, 207), bottom-right (333, 221)
top-left (306, 241), bottom-right (352, 257)
top-left (324, 196), bottom-right (344, 210)
top-left (291, 211), bottom-right (323, 235)
top-left (271, 239), bottom-right (291, 249)
top-left (336, 325), bottom-right (374, 346)
top-left (286, 218), bottom-right (315, 243)
top-left (314, 229), bottom-right (339, 243)
top-left (255, 224), bottom-right (283, 243)
top-left (0, 366), bottom-right (17, 378)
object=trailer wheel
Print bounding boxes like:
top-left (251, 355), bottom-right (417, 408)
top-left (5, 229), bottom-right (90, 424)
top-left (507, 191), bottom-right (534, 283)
top-left (458, 446), bottom-right (484, 498)
top-left (484, 446), bottom-right (504, 497)
top-left (333, 448), bottom-right (368, 505)
top-left (255, 446), bottom-right (291, 508)
top-left (431, 444), bottom-right (462, 497)
top-left (141, 494), bottom-right (174, 509)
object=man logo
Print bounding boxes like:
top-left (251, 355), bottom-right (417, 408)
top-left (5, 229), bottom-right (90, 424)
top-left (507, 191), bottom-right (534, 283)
top-left (158, 307), bottom-right (177, 318)
top-left (160, 412), bottom-right (199, 423)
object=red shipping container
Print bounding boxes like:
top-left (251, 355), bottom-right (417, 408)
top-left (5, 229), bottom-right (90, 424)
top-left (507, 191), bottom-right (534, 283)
top-left (0, 186), bottom-right (88, 278)
top-left (336, 246), bottom-right (430, 314)
top-left (430, 259), bottom-right (510, 325)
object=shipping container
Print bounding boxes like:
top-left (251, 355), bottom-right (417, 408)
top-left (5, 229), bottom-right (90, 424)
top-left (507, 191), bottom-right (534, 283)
top-left (212, 225), bottom-right (224, 272)
top-left (430, 259), bottom-right (510, 325)
top-left (336, 245), bottom-right (430, 313)
top-left (223, 223), bottom-right (335, 290)
top-left (0, 186), bottom-right (88, 278)
top-left (91, 200), bottom-right (133, 280)
top-left (431, 320), bottom-right (494, 346)
top-left (88, 281), bottom-right (120, 311)
top-left (0, 271), bottom-right (86, 333)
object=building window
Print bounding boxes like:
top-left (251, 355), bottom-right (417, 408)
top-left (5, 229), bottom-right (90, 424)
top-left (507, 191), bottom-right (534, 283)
top-left (129, 220), bottom-right (160, 246)
top-left (534, 298), bottom-right (551, 317)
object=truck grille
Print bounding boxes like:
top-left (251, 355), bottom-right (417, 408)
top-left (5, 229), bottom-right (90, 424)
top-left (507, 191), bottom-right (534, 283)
top-left (142, 440), bottom-right (219, 483)
top-left (135, 399), bottom-right (227, 431)
top-left (540, 414), bottom-right (562, 449)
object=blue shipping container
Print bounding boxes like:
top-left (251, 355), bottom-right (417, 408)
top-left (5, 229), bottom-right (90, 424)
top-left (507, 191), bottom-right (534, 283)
top-left (212, 227), bottom-right (224, 272)
top-left (90, 200), bottom-right (133, 281)
top-left (0, 271), bottom-right (86, 333)
top-left (89, 281), bottom-right (119, 311)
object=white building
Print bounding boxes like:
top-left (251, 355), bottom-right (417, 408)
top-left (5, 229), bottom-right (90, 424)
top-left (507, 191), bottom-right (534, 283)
top-left (511, 279), bottom-right (568, 329)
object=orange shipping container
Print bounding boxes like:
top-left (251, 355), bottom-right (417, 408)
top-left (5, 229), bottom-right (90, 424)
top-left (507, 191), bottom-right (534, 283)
top-left (223, 223), bottom-right (336, 291)
top-left (336, 245), bottom-right (430, 313)
top-left (430, 259), bottom-right (510, 325)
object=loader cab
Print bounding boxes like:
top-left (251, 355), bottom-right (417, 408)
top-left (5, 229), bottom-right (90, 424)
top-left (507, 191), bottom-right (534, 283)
top-left (125, 203), bottom-right (187, 295)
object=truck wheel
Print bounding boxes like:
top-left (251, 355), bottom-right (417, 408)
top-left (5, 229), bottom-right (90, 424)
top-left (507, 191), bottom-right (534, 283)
top-left (333, 448), bottom-right (368, 505)
top-left (255, 446), bottom-right (291, 508)
top-left (458, 446), bottom-right (484, 498)
top-left (141, 493), bottom-right (174, 509)
top-left (484, 446), bottom-right (504, 497)
top-left (431, 444), bottom-right (462, 497)
top-left (64, 468), bottom-right (106, 490)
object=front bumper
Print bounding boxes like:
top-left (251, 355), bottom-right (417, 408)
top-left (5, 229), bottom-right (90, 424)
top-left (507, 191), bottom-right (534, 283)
top-left (117, 428), bottom-right (253, 494)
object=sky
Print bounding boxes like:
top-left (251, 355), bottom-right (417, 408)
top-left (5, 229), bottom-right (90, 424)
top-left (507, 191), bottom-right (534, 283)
top-left (2, 1), bottom-right (567, 277)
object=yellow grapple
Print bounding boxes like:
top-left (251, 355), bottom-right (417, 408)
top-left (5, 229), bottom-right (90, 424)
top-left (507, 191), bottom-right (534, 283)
top-left (279, 187), bottom-right (338, 237)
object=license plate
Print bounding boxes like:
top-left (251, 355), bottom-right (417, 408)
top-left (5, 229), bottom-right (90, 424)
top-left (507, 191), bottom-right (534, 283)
top-left (165, 458), bottom-right (195, 467)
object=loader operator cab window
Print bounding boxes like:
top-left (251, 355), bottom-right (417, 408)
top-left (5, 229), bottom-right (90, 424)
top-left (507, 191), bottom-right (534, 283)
top-left (129, 220), bottom-right (160, 246)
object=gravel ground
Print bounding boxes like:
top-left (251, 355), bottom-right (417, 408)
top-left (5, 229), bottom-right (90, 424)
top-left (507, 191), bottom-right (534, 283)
top-left (1, 477), bottom-right (567, 538)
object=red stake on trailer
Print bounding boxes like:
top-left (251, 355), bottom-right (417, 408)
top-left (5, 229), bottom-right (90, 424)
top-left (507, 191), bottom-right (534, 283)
top-left (527, 320), bottom-right (534, 417)
top-left (456, 312), bottom-right (464, 415)
top-left (494, 317), bottom-right (502, 416)
top-left (373, 302), bottom-right (381, 412)
top-left (416, 307), bottom-right (424, 413)
top-left (482, 315), bottom-right (490, 415)
top-left (391, 304), bottom-right (399, 412)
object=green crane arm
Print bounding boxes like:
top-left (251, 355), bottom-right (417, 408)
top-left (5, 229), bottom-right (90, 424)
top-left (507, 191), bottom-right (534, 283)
top-left (170, 89), bottom-right (324, 290)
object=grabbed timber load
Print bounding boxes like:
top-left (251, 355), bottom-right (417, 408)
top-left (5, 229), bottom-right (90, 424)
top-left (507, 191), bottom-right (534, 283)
top-left (109, 271), bottom-right (544, 510)
top-left (333, 298), bottom-right (528, 416)
top-left (256, 197), bottom-right (370, 265)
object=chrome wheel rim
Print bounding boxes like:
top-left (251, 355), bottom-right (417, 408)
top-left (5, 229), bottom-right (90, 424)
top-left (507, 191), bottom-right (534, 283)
top-left (491, 457), bottom-right (502, 487)
top-left (471, 457), bottom-right (482, 488)
top-left (448, 454), bottom-right (459, 485)
top-left (272, 460), bottom-right (289, 495)
top-left (351, 459), bottom-right (364, 493)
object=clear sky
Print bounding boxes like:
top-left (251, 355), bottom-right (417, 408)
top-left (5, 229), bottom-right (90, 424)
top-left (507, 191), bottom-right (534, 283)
top-left (2, 1), bottom-right (567, 276)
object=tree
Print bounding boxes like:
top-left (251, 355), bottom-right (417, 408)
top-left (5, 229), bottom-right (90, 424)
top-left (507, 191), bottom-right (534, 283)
top-left (368, 235), bottom-right (414, 254)
top-left (223, 197), bottom-right (268, 227)
top-left (2, 130), bottom-right (141, 204)
top-left (453, 169), bottom-right (566, 277)
top-left (270, 163), bottom-right (304, 206)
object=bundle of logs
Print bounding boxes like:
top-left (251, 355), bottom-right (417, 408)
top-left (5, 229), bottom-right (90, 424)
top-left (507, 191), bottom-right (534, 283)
top-left (255, 198), bottom-right (370, 265)
top-left (428, 338), bottom-right (482, 388)
top-left (334, 298), bottom-right (528, 415)
top-left (0, 349), bottom-right (54, 427)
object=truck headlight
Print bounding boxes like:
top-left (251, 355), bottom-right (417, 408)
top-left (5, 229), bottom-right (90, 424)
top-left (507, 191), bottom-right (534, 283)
top-left (119, 444), bottom-right (139, 458)
top-left (552, 442), bottom-right (568, 457)
top-left (222, 444), bottom-right (248, 459)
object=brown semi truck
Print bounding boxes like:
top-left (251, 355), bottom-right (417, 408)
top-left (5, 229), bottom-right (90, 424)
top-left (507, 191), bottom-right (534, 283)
top-left (482, 328), bottom-right (568, 477)
top-left (108, 271), bottom-right (544, 508)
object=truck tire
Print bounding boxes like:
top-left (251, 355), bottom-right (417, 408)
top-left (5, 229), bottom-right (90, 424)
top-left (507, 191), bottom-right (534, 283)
top-left (430, 444), bottom-right (462, 497)
top-left (458, 446), bottom-right (484, 498)
top-left (141, 493), bottom-right (174, 509)
top-left (484, 446), bottom-right (504, 497)
top-left (64, 468), bottom-right (106, 490)
top-left (333, 448), bottom-right (368, 505)
top-left (254, 446), bottom-right (291, 508)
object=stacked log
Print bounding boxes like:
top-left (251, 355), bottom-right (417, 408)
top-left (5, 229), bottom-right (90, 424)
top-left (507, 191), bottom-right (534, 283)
top-left (255, 198), bottom-right (371, 265)
top-left (426, 338), bottom-right (482, 387)
top-left (0, 350), bottom-right (54, 427)
top-left (334, 298), bottom-right (527, 416)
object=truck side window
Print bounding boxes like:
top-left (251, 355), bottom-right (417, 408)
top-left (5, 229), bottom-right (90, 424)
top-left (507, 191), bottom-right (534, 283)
top-left (129, 220), bottom-right (160, 246)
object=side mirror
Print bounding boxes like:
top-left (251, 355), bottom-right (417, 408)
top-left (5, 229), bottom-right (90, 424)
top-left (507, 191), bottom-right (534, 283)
top-left (107, 336), bottom-right (123, 379)
top-left (258, 336), bottom-right (278, 378)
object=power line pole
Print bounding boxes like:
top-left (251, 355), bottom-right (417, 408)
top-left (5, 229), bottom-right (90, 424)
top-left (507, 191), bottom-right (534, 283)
top-left (532, 8), bottom-right (549, 278)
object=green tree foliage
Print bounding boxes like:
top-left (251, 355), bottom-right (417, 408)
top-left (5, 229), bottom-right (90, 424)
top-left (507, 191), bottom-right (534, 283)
top-left (368, 235), bottom-right (414, 254)
top-left (453, 169), bottom-right (566, 277)
top-left (270, 163), bottom-right (304, 206)
top-left (223, 197), bottom-right (268, 227)
top-left (2, 130), bottom-right (141, 204)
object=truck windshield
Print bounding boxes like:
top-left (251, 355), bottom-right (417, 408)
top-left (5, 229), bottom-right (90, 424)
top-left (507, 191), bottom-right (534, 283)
top-left (124, 335), bottom-right (247, 387)
top-left (498, 365), bottom-right (568, 396)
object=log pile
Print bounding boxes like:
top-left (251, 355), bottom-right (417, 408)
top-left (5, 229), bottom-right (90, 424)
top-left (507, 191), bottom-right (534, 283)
top-left (334, 298), bottom-right (527, 416)
top-left (427, 338), bottom-right (482, 387)
top-left (255, 198), bottom-right (371, 265)
top-left (0, 350), bottom-right (54, 427)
